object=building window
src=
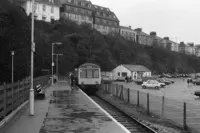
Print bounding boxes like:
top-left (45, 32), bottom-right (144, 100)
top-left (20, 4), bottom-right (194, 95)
top-left (122, 72), bottom-right (127, 77)
top-left (88, 11), bottom-right (92, 16)
top-left (66, 6), bottom-right (70, 10)
top-left (118, 72), bottom-right (120, 76)
top-left (67, 0), bottom-right (71, 2)
top-left (51, 16), bottom-right (54, 22)
top-left (81, 16), bottom-right (85, 20)
top-left (89, 17), bottom-right (92, 21)
top-left (74, 0), bottom-right (77, 4)
top-left (78, 1), bottom-right (81, 5)
top-left (96, 18), bottom-right (100, 23)
top-left (42, 16), bottom-right (46, 21)
top-left (71, 7), bottom-right (74, 12)
top-left (51, 6), bottom-right (54, 13)
top-left (34, 15), bottom-right (37, 19)
top-left (43, 5), bottom-right (46, 11)
top-left (74, 7), bottom-right (78, 12)
top-left (33, 2), bottom-right (37, 13)
top-left (88, 4), bottom-right (91, 8)
top-left (81, 2), bottom-right (84, 6)
top-left (81, 9), bottom-right (85, 14)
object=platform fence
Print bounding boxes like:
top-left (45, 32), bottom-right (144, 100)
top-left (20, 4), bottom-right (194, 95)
top-left (0, 75), bottom-right (50, 121)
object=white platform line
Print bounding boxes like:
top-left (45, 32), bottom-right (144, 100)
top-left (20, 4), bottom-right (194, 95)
top-left (79, 89), bottom-right (131, 133)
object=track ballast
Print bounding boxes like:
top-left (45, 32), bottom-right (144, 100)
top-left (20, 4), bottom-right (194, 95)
top-left (90, 96), bottom-right (156, 133)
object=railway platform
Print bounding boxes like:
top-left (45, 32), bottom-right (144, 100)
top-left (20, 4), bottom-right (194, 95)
top-left (1, 81), bottom-right (130, 133)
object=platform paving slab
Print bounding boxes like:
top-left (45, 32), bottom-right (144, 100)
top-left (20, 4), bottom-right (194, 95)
top-left (40, 82), bottom-right (129, 133)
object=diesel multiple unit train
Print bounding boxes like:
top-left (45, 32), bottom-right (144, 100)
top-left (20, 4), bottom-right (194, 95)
top-left (73, 63), bottom-right (102, 94)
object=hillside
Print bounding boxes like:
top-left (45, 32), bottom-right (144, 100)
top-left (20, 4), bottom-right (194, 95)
top-left (1, 1), bottom-right (200, 83)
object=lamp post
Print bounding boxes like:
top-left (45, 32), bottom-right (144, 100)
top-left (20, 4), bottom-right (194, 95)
top-left (30, 0), bottom-right (35, 116)
top-left (11, 51), bottom-right (14, 84)
top-left (52, 42), bottom-right (62, 85)
top-left (54, 54), bottom-right (63, 79)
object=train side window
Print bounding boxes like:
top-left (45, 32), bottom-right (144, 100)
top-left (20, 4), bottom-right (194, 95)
top-left (87, 69), bottom-right (93, 78)
top-left (80, 69), bottom-right (87, 78)
top-left (93, 69), bottom-right (99, 78)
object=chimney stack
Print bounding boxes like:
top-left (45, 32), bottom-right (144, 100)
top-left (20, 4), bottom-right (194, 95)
top-left (150, 32), bottom-right (156, 36)
top-left (164, 37), bottom-right (169, 40)
top-left (129, 26), bottom-right (132, 29)
top-left (134, 28), bottom-right (142, 32)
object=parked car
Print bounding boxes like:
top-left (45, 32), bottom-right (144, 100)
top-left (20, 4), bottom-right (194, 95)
top-left (192, 78), bottom-right (200, 85)
top-left (164, 78), bottom-right (175, 83)
top-left (157, 78), bottom-right (171, 85)
top-left (134, 78), bottom-right (143, 85)
top-left (142, 80), bottom-right (165, 89)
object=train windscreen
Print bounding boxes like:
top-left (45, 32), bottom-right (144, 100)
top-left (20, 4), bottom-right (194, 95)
top-left (80, 69), bottom-right (99, 78)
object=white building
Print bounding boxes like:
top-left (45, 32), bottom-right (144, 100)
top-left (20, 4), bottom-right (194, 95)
top-left (171, 41), bottom-right (179, 52)
top-left (22, 0), bottom-right (60, 22)
top-left (112, 64), bottom-right (151, 80)
top-left (185, 44), bottom-right (195, 55)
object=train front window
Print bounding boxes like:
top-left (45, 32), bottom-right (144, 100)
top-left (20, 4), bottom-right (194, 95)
top-left (93, 69), bottom-right (99, 78)
top-left (87, 69), bottom-right (93, 78)
top-left (80, 69), bottom-right (86, 78)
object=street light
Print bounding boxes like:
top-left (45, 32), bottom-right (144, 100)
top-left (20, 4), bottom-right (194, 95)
top-left (30, 0), bottom-right (35, 116)
top-left (52, 42), bottom-right (62, 85)
top-left (54, 53), bottom-right (63, 79)
top-left (11, 51), bottom-right (14, 84)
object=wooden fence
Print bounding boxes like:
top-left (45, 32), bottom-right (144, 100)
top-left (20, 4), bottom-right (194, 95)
top-left (0, 75), bottom-right (50, 121)
top-left (100, 83), bottom-right (187, 130)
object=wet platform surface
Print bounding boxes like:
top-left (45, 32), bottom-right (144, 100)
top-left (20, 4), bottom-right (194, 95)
top-left (40, 82), bottom-right (129, 133)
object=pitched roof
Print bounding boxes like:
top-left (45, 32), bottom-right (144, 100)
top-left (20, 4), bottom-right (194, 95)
top-left (122, 64), bottom-right (151, 72)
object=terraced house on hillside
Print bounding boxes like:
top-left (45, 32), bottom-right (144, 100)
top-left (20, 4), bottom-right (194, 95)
top-left (60, 0), bottom-right (94, 27)
top-left (162, 37), bottom-right (179, 52)
top-left (93, 5), bottom-right (119, 34)
top-left (134, 28), bottom-right (152, 45)
top-left (120, 26), bottom-right (136, 41)
top-left (149, 31), bottom-right (164, 47)
top-left (60, 0), bottom-right (119, 34)
top-left (21, 0), bottom-right (60, 22)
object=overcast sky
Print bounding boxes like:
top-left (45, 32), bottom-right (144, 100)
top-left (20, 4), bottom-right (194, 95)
top-left (91, 0), bottom-right (200, 44)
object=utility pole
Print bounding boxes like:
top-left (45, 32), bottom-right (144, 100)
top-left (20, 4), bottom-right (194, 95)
top-left (11, 51), bottom-right (14, 84)
top-left (55, 54), bottom-right (63, 78)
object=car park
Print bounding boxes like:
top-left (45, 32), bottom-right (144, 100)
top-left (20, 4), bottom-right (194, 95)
top-left (142, 80), bottom-right (165, 89)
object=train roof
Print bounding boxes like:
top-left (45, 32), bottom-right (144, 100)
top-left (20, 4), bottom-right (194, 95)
top-left (79, 63), bottom-right (100, 69)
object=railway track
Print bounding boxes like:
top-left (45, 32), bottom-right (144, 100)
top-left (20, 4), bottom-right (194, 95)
top-left (90, 95), bottom-right (157, 133)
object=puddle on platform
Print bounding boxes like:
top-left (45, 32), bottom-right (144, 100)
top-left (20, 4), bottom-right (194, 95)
top-left (53, 90), bottom-right (79, 97)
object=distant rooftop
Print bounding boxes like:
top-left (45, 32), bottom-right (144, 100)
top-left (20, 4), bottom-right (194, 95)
top-left (122, 64), bottom-right (151, 72)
